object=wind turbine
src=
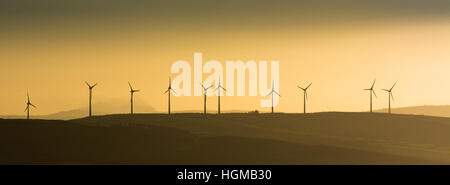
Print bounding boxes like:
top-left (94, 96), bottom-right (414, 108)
top-left (24, 92), bottom-right (36, 120)
top-left (297, 83), bottom-right (312, 114)
top-left (128, 82), bottom-right (141, 115)
top-left (85, 81), bottom-right (98, 117)
top-left (213, 77), bottom-right (227, 114)
top-left (201, 83), bottom-right (213, 115)
top-left (164, 77), bottom-right (176, 115)
top-left (266, 80), bottom-right (281, 114)
top-left (364, 80), bottom-right (377, 113)
top-left (382, 83), bottom-right (396, 114)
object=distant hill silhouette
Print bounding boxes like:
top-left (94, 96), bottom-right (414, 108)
top-left (0, 101), bottom-right (156, 120)
top-left (376, 105), bottom-right (450, 118)
top-left (4, 105), bottom-right (450, 120)
top-left (0, 109), bottom-right (250, 120)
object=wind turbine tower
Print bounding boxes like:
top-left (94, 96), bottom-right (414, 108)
top-left (364, 80), bottom-right (377, 113)
top-left (25, 92), bottom-right (36, 120)
top-left (382, 83), bottom-right (396, 114)
top-left (85, 82), bottom-right (98, 117)
top-left (201, 83), bottom-right (213, 114)
top-left (266, 80), bottom-right (281, 114)
top-left (297, 83), bottom-right (312, 114)
top-left (164, 77), bottom-right (176, 115)
top-left (128, 82), bottom-right (141, 115)
top-left (214, 77), bottom-right (227, 114)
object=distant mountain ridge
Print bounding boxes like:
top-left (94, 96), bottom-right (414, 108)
top-left (3, 105), bottom-right (450, 120)
top-left (375, 105), bottom-right (450, 118)
top-left (0, 102), bottom-right (156, 120)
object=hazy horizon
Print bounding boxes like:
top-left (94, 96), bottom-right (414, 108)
top-left (2, 0), bottom-right (450, 115)
top-left (4, 104), bottom-right (450, 120)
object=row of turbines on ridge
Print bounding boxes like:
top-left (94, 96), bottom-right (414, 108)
top-left (23, 78), bottom-right (396, 120)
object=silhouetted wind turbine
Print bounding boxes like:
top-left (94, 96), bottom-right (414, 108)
top-left (164, 77), bottom-right (176, 115)
top-left (266, 80), bottom-right (281, 114)
top-left (85, 81), bottom-right (98, 117)
top-left (297, 83), bottom-right (312, 114)
top-left (201, 83), bottom-right (213, 115)
top-left (213, 77), bottom-right (227, 114)
top-left (128, 82), bottom-right (140, 115)
top-left (382, 83), bottom-right (396, 114)
top-left (25, 92), bottom-right (36, 120)
top-left (364, 80), bottom-right (377, 113)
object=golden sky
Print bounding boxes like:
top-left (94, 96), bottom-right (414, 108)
top-left (1, 0), bottom-right (450, 115)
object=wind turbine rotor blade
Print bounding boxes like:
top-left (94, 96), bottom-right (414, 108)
top-left (85, 81), bottom-right (90, 87)
top-left (390, 83), bottom-right (397, 91)
top-left (92, 83), bottom-right (98, 88)
top-left (171, 89), bottom-right (177, 94)
top-left (390, 92), bottom-right (395, 101)
top-left (220, 86), bottom-right (227, 92)
top-left (204, 85), bottom-right (212, 91)
top-left (200, 83), bottom-right (205, 89)
top-left (24, 106), bottom-right (28, 112)
top-left (297, 85), bottom-right (306, 91)
top-left (382, 89), bottom-right (389, 92)
top-left (216, 86), bottom-right (227, 92)
top-left (266, 91), bottom-right (273, 97)
top-left (30, 103), bottom-right (36, 108)
top-left (306, 83), bottom-right (312, 90)
top-left (371, 80), bottom-right (376, 89)
top-left (164, 89), bottom-right (170, 94)
top-left (372, 90), bottom-right (377, 98)
top-left (128, 82), bottom-right (133, 90)
top-left (273, 91), bottom-right (281, 97)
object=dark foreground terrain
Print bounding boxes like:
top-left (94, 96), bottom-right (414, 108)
top-left (1, 112), bottom-right (450, 164)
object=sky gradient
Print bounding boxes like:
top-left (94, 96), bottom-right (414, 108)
top-left (1, 0), bottom-right (450, 115)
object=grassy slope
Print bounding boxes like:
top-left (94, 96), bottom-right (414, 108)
top-left (2, 112), bottom-right (449, 164)
top-left (72, 112), bottom-right (450, 163)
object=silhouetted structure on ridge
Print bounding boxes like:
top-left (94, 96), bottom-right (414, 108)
top-left (85, 81), bottom-right (98, 117)
top-left (128, 82), bottom-right (141, 115)
top-left (213, 77), bottom-right (227, 114)
top-left (297, 83), bottom-right (312, 114)
top-left (164, 77), bottom-right (176, 115)
top-left (200, 83), bottom-right (213, 115)
top-left (382, 83), bottom-right (396, 114)
top-left (266, 80), bottom-right (281, 114)
top-left (24, 92), bottom-right (36, 120)
top-left (364, 80), bottom-right (377, 113)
